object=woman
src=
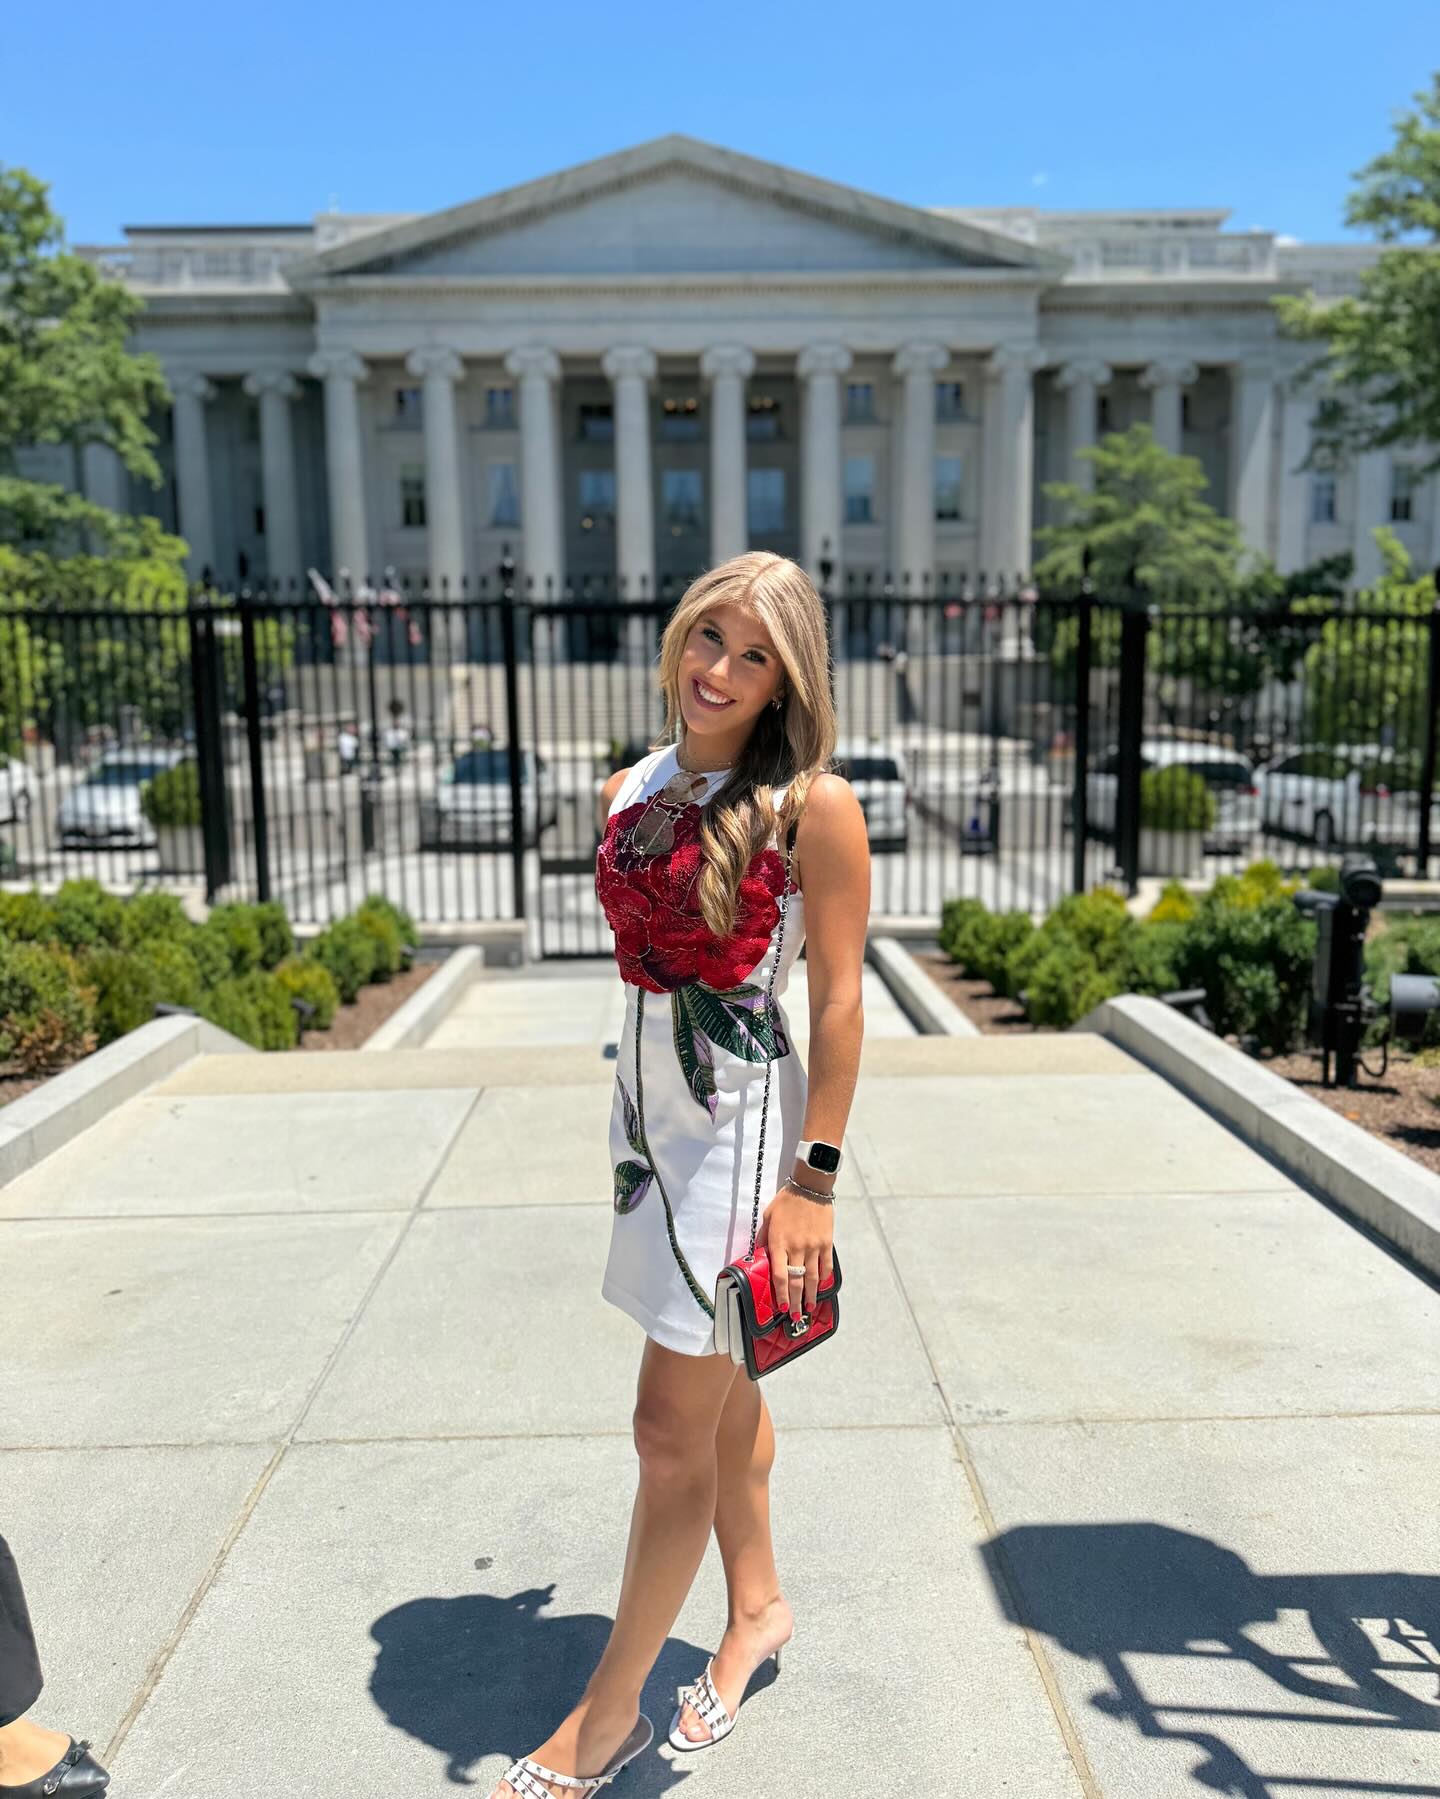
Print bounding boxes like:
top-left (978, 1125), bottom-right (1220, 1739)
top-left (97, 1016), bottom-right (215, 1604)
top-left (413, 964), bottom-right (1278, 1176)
top-left (0, 1536), bottom-right (109, 1795)
top-left (489, 552), bottom-right (869, 1798)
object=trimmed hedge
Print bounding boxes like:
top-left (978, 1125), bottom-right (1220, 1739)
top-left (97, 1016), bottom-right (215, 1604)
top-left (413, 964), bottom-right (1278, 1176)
top-left (0, 939), bottom-right (98, 1073)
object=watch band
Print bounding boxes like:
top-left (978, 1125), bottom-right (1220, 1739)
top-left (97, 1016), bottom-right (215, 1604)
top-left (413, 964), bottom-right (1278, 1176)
top-left (795, 1136), bottom-right (843, 1176)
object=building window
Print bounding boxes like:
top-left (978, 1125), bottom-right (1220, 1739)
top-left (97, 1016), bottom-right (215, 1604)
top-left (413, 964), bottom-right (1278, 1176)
top-left (935, 455), bottom-right (963, 522)
top-left (844, 454), bottom-right (875, 524)
top-left (845, 382), bottom-right (875, 422)
top-left (487, 461), bottom-right (519, 529)
top-left (399, 465), bottom-right (426, 528)
top-left (1391, 463), bottom-right (1417, 523)
top-left (660, 394), bottom-right (702, 442)
top-left (663, 468), bottom-right (703, 532)
top-left (1097, 395), bottom-right (1113, 432)
top-left (579, 469), bottom-right (615, 530)
top-left (935, 381), bottom-right (965, 421)
top-left (1181, 394), bottom-right (1192, 431)
top-left (484, 386), bottom-right (515, 429)
top-left (747, 394), bottom-right (782, 441)
top-left (1311, 475), bottom-right (1337, 524)
top-left (394, 386), bottom-right (423, 428)
top-left (579, 403), bottom-right (614, 443)
top-left (748, 468), bottom-right (786, 534)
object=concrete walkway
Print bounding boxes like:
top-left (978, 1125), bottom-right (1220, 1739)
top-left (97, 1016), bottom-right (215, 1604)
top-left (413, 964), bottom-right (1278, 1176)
top-left (2, 1000), bottom-right (1438, 1796)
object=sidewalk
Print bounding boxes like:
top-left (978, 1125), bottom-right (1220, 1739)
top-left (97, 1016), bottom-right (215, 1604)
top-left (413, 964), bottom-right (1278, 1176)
top-left (2, 975), bottom-right (1437, 1796)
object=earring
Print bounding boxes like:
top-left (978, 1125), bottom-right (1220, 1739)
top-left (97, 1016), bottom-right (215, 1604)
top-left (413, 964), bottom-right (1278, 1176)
top-left (772, 694), bottom-right (784, 710)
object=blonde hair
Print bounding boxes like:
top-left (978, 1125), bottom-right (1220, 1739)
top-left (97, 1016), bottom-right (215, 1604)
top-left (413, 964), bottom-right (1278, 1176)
top-left (651, 552), bottom-right (837, 939)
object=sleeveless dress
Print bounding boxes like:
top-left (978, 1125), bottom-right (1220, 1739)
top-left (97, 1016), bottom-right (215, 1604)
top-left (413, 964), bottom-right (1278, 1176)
top-left (594, 741), bottom-right (807, 1356)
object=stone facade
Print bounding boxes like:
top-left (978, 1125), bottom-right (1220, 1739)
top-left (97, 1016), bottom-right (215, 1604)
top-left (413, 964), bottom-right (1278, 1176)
top-left (56, 134), bottom-right (1440, 594)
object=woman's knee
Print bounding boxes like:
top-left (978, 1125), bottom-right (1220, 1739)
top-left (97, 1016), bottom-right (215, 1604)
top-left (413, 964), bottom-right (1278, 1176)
top-left (631, 1375), bottom-right (727, 1487)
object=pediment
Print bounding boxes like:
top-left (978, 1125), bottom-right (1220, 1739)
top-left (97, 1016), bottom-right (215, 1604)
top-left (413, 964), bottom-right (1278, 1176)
top-left (287, 136), bottom-right (1059, 285)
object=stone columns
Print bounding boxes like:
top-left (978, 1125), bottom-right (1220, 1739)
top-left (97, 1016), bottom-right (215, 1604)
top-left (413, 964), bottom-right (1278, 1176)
top-left (700, 345), bottom-right (755, 566)
top-left (167, 371), bottom-right (217, 581)
top-left (1276, 388), bottom-right (1314, 574)
top-left (1230, 362), bottom-right (1277, 558)
top-left (981, 344), bottom-right (1047, 579)
top-left (893, 341), bottom-right (950, 590)
top-left (602, 347), bottom-right (658, 596)
top-left (406, 346), bottom-right (467, 593)
top-left (505, 347), bottom-right (565, 599)
top-left (81, 441), bottom-right (128, 514)
top-left (1140, 358), bottom-right (1198, 457)
top-left (243, 370), bottom-right (303, 592)
top-left (1352, 450), bottom-right (1390, 591)
top-left (307, 349), bottom-right (371, 583)
top-left (1055, 358), bottom-right (1113, 489)
top-left (797, 343), bottom-right (852, 586)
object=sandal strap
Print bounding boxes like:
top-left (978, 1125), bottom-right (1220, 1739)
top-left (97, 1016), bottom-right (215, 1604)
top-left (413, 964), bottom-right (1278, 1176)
top-left (680, 1662), bottom-right (733, 1733)
top-left (504, 1756), bottom-right (609, 1797)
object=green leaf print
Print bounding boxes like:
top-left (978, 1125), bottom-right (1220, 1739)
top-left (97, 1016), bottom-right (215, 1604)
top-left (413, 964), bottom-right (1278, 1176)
top-left (620, 1077), bottom-right (646, 1158)
top-left (671, 979), bottom-right (790, 1117)
top-left (613, 1076), bottom-right (653, 1212)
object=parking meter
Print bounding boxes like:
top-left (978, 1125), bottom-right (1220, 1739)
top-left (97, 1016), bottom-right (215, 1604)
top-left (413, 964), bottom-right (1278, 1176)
top-left (1291, 852), bottom-right (1383, 1088)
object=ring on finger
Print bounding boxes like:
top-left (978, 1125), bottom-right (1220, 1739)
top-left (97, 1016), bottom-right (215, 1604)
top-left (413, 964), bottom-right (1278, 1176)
top-left (787, 1265), bottom-right (807, 1278)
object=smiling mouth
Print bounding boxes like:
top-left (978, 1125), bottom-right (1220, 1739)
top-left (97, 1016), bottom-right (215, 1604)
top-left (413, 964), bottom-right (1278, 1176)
top-left (691, 677), bottom-right (736, 709)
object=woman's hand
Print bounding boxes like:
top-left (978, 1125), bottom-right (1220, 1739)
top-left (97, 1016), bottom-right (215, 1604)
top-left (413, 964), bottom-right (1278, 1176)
top-left (754, 1186), bottom-right (835, 1319)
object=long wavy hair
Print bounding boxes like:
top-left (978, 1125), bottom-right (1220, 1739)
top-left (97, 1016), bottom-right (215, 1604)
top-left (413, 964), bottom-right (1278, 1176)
top-left (652, 552), bottom-right (837, 939)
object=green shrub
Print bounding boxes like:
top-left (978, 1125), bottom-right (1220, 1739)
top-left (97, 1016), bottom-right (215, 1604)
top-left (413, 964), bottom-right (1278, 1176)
top-left (135, 938), bottom-right (204, 1011)
top-left (187, 919), bottom-right (234, 989)
top-left (201, 904), bottom-right (264, 975)
top-left (969, 911), bottom-right (1037, 995)
top-left (0, 889), bottom-right (57, 944)
top-left (81, 946), bottom-right (161, 1046)
top-left (1207, 860), bottom-right (1302, 912)
top-left (1308, 864), bottom-right (1341, 893)
top-left (304, 917), bottom-right (376, 1003)
top-left (1117, 919), bottom-right (1188, 995)
top-left (199, 976), bottom-right (262, 1047)
top-left (1023, 942), bottom-right (1123, 1029)
top-left (118, 890), bottom-right (192, 949)
top-left (0, 940), bottom-right (98, 1073)
top-left (353, 905), bottom-right (403, 980)
top-left (358, 892), bottom-right (418, 969)
top-left (200, 970), bottom-right (298, 1050)
top-left (48, 878), bottom-right (125, 950)
top-left (139, 760), bottom-right (202, 827)
top-left (939, 897), bottom-right (987, 963)
top-left (249, 901), bottom-right (295, 970)
top-left (273, 956), bottom-right (339, 1031)
top-left (1172, 899), bottom-right (1315, 1053)
top-left (1148, 880), bottom-right (1198, 925)
top-left (1139, 765), bottom-right (1217, 833)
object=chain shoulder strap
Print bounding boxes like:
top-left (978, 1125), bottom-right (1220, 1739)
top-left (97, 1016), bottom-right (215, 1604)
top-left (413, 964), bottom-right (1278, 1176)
top-left (746, 817), bottom-right (797, 1262)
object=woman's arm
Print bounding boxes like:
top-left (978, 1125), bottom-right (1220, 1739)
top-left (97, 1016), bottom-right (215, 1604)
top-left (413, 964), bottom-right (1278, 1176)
top-left (758, 771), bottom-right (871, 1318)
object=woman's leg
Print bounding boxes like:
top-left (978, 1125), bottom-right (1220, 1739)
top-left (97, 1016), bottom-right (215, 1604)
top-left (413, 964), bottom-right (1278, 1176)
top-left (490, 1338), bottom-right (740, 1799)
top-left (673, 1373), bottom-right (793, 1743)
top-left (0, 1535), bottom-right (71, 1787)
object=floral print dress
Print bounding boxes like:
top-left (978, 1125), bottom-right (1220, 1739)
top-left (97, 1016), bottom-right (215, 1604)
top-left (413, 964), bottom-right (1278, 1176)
top-left (594, 741), bottom-right (806, 1356)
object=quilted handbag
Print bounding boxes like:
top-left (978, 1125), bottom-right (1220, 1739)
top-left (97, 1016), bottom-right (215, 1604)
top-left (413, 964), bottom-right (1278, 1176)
top-left (712, 817), bottom-right (843, 1380)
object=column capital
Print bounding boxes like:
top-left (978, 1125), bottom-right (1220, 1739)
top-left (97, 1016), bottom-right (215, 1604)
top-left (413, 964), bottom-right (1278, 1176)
top-left (893, 341), bottom-right (950, 379)
top-left (406, 346), bottom-right (465, 383)
top-left (797, 343), bottom-right (852, 380)
top-left (504, 346), bottom-right (562, 383)
top-left (167, 370), bottom-right (216, 403)
top-left (1055, 358), bottom-right (1113, 390)
top-left (307, 349), bottom-right (368, 385)
top-left (1140, 358), bottom-right (1200, 391)
top-left (602, 346), bottom-right (658, 384)
top-left (700, 344), bottom-right (757, 383)
top-left (242, 369), bottom-right (301, 402)
top-left (985, 343), bottom-right (1048, 381)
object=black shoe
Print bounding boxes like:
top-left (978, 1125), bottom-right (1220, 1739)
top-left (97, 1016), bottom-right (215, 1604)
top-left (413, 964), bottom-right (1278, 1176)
top-left (0, 1737), bottom-right (109, 1796)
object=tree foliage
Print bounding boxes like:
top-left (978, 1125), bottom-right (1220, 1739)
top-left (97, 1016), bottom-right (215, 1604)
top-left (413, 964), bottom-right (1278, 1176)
top-left (1274, 73), bottom-right (1440, 473)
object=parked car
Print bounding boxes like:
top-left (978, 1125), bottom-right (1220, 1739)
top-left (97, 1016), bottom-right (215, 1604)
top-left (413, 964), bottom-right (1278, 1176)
top-left (57, 747), bottom-right (185, 850)
top-left (832, 737), bottom-right (914, 853)
top-left (422, 744), bottom-right (557, 848)
top-left (1086, 739), bottom-right (1260, 853)
top-left (1255, 745), bottom-right (1365, 850)
top-left (0, 757), bottom-right (38, 825)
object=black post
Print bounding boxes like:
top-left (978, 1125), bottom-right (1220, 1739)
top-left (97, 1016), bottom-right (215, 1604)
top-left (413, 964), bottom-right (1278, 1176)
top-left (239, 605), bottom-right (270, 903)
top-left (1417, 573), bottom-right (1440, 878)
top-left (1071, 569), bottom-right (1094, 896)
top-left (499, 552), bottom-right (527, 922)
top-left (187, 601), bottom-right (231, 901)
top-left (1114, 601), bottom-right (1149, 896)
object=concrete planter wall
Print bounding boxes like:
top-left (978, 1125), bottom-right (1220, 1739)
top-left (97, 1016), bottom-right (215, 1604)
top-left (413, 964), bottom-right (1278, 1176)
top-left (156, 823), bottom-right (206, 873)
top-left (1138, 827), bottom-right (1204, 878)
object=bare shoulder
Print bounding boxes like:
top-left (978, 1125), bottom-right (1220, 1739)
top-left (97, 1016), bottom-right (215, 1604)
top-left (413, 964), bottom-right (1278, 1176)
top-left (600, 765), bottom-right (632, 811)
top-left (793, 771), bottom-right (869, 887)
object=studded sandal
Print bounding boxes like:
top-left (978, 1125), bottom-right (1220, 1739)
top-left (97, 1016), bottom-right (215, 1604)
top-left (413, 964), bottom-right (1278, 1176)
top-left (490, 1713), bottom-right (652, 1799)
top-left (668, 1643), bottom-right (783, 1753)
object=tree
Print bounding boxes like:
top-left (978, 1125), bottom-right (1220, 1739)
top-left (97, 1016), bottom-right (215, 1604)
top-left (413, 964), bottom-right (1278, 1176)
top-left (1274, 73), bottom-right (1440, 474)
top-left (1034, 423), bottom-right (1250, 599)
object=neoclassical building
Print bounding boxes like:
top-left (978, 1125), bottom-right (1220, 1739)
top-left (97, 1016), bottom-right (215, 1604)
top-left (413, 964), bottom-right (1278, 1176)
top-left (57, 134), bottom-right (1439, 596)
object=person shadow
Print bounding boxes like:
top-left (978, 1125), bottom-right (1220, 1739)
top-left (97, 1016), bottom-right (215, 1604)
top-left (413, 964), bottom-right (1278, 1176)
top-left (983, 1521), bottom-right (1440, 1797)
top-left (369, 1582), bottom-right (760, 1789)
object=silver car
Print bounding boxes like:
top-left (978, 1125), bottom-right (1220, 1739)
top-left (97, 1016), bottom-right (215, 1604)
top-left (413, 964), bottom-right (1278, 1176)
top-left (57, 748), bottom-right (184, 850)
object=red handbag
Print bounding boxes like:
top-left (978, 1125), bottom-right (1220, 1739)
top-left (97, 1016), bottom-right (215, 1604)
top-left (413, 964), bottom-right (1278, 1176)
top-left (713, 818), bottom-right (843, 1380)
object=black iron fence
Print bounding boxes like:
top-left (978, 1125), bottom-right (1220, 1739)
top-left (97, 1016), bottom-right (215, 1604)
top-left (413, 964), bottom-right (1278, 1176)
top-left (2, 569), bottom-right (1438, 951)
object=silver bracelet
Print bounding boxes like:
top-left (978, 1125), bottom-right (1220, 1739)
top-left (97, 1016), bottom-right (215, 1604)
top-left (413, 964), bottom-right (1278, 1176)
top-left (784, 1175), bottom-right (836, 1205)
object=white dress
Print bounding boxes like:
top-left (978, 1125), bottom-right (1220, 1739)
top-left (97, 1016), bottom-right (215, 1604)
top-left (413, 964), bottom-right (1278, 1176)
top-left (594, 742), bottom-right (807, 1356)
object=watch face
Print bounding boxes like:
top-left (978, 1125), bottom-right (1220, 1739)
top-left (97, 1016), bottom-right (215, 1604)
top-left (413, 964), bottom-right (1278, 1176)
top-left (807, 1141), bottom-right (842, 1174)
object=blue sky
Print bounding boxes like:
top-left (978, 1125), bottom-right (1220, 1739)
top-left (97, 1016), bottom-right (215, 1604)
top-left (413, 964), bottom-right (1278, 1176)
top-left (7, 0), bottom-right (1433, 246)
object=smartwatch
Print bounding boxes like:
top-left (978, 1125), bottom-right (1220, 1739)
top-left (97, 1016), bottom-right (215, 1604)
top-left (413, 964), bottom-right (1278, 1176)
top-left (794, 1137), bottom-right (843, 1176)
